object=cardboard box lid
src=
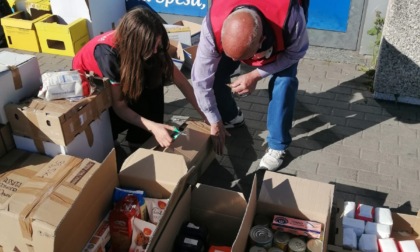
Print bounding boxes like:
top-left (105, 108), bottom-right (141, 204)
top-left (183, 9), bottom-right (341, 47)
top-left (259, 171), bottom-right (335, 223)
top-left (0, 150), bottom-right (52, 209)
top-left (169, 39), bottom-right (185, 69)
top-left (118, 148), bottom-right (189, 199)
top-left (0, 51), bottom-right (35, 74)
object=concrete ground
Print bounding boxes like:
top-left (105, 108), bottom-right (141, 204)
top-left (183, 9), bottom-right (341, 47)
top-left (3, 45), bottom-right (420, 217)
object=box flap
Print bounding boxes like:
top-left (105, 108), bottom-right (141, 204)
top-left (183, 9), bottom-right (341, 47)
top-left (0, 51), bottom-right (35, 74)
top-left (259, 171), bottom-right (334, 225)
top-left (173, 20), bottom-right (201, 35)
top-left (50, 0), bottom-right (91, 24)
top-left (118, 148), bottom-right (188, 199)
top-left (232, 174), bottom-right (258, 251)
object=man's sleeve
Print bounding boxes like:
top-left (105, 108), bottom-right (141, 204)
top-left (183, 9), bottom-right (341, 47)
top-left (257, 3), bottom-right (309, 77)
top-left (191, 17), bottom-right (223, 124)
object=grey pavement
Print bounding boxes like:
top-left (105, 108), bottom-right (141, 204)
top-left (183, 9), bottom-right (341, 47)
top-left (3, 46), bottom-right (420, 215)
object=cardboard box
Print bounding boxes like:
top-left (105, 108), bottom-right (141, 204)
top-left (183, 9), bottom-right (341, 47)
top-left (182, 44), bottom-right (198, 70)
top-left (83, 213), bottom-right (111, 252)
top-left (1, 11), bottom-right (51, 52)
top-left (173, 20), bottom-right (201, 45)
top-left (164, 24), bottom-right (192, 46)
top-left (328, 201), bottom-right (420, 252)
top-left (0, 123), bottom-right (15, 157)
top-left (232, 172), bottom-right (335, 251)
top-left (0, 149), bottom-right (118, 252)
top-left (141, 117), bottom-right (214, 171)
top-left (35, 15), bottom-right (89, 56)
top-left (118, 147), bottom-right (211, 250)
top-left (0, 51), bottom-right (42, 124)
top-left (168, 39), bottom-right (185, 70)
top-left (50, 0), bottom-right (126, 39)
top-left (13, 110), bottom-right (114, 162)
top-left (148, 183), bottom-right (248, 251)
top-left (5, 87), bottom-right (111, 147)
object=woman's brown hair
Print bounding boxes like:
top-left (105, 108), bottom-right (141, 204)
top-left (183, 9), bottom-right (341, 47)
top-left (114, 7), bottom-right (173, 102)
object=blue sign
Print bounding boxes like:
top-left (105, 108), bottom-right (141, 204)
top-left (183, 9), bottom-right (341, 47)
top-left (307, 0), bottom-right (351, 32)
top-left (126, 0), bottom-right (208, 17)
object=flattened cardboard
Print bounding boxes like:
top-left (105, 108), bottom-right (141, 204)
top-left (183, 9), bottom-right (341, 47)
top-left (0, 51), bottom-right (41, 124)
top-left (232, 172), bottom-right (335, 252)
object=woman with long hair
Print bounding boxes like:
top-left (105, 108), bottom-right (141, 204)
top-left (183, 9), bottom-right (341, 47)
top-left (73, 7), bottom-right (204, 149)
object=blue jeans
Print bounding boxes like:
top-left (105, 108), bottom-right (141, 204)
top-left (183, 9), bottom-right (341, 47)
top-left (267, 63), bottom-right (298, 151)
top-left (214, 53), bottom-right (299, 151)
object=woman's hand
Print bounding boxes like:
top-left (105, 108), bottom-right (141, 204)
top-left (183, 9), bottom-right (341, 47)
top-left (149, 123), bottom-right (176, 148)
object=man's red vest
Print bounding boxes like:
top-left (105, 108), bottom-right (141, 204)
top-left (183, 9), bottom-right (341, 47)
top-left (209, 0), bottom-right (293, 66)
top-left (72, 31), bottom-right (115, 77)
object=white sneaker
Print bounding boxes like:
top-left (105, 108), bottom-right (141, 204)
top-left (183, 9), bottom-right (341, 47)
top-left (224, 108), bottom-right (245, 129)
top-left (259, 148), bottom-right (286, 171)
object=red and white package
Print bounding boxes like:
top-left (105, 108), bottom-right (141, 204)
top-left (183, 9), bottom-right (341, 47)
top-left (398, 240), bottom-right (420, 252)
top-left (109, 194), bottom-right (141, 252)
top-left (144, 197), bottom-right (168, 225)
top-left (356, 203), bottom-right (375, 222)
top-left (129, 218), bottom-right (157, 252)
top-left (38, 70), bottom-right (89, 101)
top-left (378, 238), bottom-right (398, 252)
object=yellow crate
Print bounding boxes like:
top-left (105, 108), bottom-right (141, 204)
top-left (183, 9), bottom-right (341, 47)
top-left (25, 0), bottom-right (51, 18)
top-left (35, 15), bottom-right (89, 56)
top-left (1, 11), bottom-right (51, 52)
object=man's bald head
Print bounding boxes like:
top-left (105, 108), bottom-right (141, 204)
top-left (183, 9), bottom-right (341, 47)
top-left (221, 8), bottom-right (263, 61)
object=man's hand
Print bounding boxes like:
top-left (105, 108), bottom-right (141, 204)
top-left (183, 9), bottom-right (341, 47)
top-left (210, 121), bottom-right (231, 155)
top-left (229, 70), bottom-right (262, 96)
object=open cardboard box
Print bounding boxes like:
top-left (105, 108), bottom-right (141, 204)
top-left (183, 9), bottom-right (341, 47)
top-left (173, 20), bottom-right (201, 45)
top-left (118, 147), bottom-right (212, 251)
top-left (147, 181), bottom-right (249, 251)
top-left (0, 149), bottom-right (118, 252)
top-left (232, 171), bottom-right (335, 251)
top-left (141, 117), bottom-right (214, 172)
top-left (328, 200), bottom-right (420, 252)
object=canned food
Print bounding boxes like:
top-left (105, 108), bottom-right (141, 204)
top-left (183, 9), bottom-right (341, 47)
top-left (268, 247), bottom-right (284, 252)
top-left (273, 231), bottom-right (290, 250)
top-left (249, 246), bottom-right (267, 252)
top-left (306, 239), bottom-right (323, 252)
top-left (249, 225), bottom-right (273, 248)
top-left (288, 237), bottom-right (306, 252)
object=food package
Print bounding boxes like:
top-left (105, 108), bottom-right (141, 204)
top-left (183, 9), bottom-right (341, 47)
top-left (129, 218), bottom-right (156, 252)
top-left (144, 197), bottom-right (168, 225)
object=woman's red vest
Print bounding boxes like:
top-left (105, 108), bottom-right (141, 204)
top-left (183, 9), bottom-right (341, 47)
top-left (72, 31), bottom-right (115, 77)
top-left (209, 0), bottom-right (293, 66)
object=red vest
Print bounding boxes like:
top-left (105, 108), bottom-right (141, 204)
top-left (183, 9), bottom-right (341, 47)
top-left (209, 0), bottom-right (293, 66)
top-left (72, 31), bottom-right (115, 77)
